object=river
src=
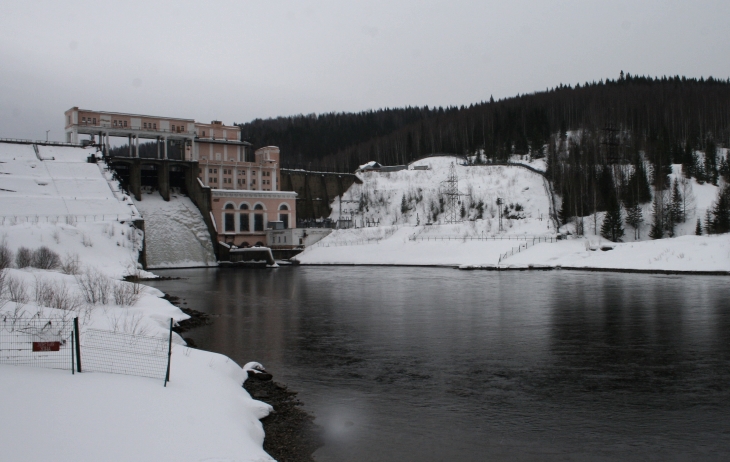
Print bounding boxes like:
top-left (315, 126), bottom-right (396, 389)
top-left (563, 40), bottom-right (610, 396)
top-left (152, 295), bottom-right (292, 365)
top-left (146, 267), bottom-right (730, 461)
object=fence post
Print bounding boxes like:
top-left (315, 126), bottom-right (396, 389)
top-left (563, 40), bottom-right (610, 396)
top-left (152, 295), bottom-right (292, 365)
top-left (71, 333), bottom-right (75, 375)
top-left (73, 317), bottom-right (82, 373)
top-left (164, 318), bottom-right (173, 387)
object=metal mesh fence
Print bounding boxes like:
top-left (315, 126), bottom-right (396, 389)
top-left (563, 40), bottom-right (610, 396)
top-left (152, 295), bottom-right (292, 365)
top-left (82, 328), bottom-right (169, 380)
top-left (0, 317), bottom-right (74, 371)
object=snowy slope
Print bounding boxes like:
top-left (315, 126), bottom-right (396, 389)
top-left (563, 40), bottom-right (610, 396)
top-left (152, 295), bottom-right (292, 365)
top-left (333, 156), bottom-right (555, 235)
top-left (132, 191), bottom-right (217, 269)
top-left (559, 164), bottom-right (721, 240)
top-left (0, 142), bottom-right (135, 220)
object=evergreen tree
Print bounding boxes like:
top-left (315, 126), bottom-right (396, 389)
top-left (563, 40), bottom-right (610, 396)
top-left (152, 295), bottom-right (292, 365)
top-left (460, 202), bottom-right (466, 219)
top-left (671, 178), bottom-right (684, 224)
top-left (649, 195), bottom-right (664, 239)
top-left (400, 194), bottom-right (409, 214)
top-left (705, 209), bottom-right (713, 234)
top-left (601, 203), bottom-right (625, 242)
top-left (625, 203), bottom-right (644, 239)
top-left (695, 218), bottom-right (703, 235)
top-left (704, 139), bottom-right (719, 185)
top-left (711, 186), bottom-right (730, 234)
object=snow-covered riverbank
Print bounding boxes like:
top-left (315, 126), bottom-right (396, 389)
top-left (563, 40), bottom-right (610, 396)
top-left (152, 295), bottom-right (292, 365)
top-left (0, 141), bottom-right (274, 461)
top-left (295, 225), bottom-right (730, 274)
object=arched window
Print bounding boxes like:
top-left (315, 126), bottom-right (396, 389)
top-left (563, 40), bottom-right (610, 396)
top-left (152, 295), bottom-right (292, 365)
top-left (239, 203), bottom-right (250, 232)
top-left (223, 203), bottom-right (236, 232)
top-left (278, 203), bottom-right (290, 228)
top-left (254, 204), bottom-right (264, 231)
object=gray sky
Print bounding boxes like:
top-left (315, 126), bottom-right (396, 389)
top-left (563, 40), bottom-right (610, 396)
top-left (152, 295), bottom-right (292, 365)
top-left (1, 0), bottom-right (729, 141)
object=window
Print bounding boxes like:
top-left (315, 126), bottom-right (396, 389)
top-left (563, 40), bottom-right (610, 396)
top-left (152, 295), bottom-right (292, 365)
top-left (68, 116), bottom-right (71, 124)
top-left (114, 121), bottom-right (117, 127)
top-left (124, 121), bottom-right (127, 127)
top-left (82, 117), bottom-right (86, 123)
top-left (209, 169), bottom-right (213, 173)
top-left (240, 213), bottom-right (249, 231)
top-left (143, 123), bottom-right (147, 129)
top-left (202, 131), bottom-right (205, 137)
top-left (254, 213), bottom-right (264, 231)
top-left (153, 123), bottom-right (156, 129)
top-left (224, 213), bottom-right (235, 232)
top-left (279, 213), bottom-right (289, 229)
top-left (224, 203), bottom-right (235, 209)
top-left (93, 118), bottom-right (96, 124)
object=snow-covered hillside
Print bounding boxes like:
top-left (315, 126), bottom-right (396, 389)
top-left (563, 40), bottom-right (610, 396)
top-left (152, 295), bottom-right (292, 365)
top-left (333, 156), bottom-right (556, 236)
top-left (0, 143), bottom-right (136, 221)
top-left (133, 191), bottom-right (216, 269)
top-left (559, 164), bottom-right (721, 240)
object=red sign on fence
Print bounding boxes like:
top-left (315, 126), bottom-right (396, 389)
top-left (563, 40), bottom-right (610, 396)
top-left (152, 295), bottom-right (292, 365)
top-left (32, 341), bottom-right (61, 352)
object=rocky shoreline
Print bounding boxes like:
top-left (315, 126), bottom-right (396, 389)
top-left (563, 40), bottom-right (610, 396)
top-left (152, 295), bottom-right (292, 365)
top-left (244, 370), bottom-right (323, 462)
top-left (162, 292), bottom-right (323, 461)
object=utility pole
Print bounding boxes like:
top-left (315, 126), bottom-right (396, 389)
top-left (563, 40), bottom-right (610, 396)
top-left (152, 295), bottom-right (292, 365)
top-left (46, 130), bottom-right (50, 142)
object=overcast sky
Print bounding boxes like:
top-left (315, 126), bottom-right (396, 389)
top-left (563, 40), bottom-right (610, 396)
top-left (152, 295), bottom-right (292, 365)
top-left (1, 0), bottom-right (729, 141)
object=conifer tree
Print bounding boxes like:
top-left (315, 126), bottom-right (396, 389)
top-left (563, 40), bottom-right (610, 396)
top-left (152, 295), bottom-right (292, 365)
top-left (625, 203), bottom-right (644, 239)
top-left (671, 178), bottom-right (683, 224)
top-left (695, 218), bottom-right (703, 235)
top-left (649, 195), bottom-right (664, 239)
top-left (601, 202), bottom-right (624, 242)
top-left (704, 139), bottom-right (719, 186)
top-left (711, 186), bottom-right (730, 234)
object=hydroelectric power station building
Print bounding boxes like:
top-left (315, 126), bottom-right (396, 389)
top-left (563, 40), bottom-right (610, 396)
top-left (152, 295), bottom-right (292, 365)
top-left (64, 107), bottom-right (297, 249)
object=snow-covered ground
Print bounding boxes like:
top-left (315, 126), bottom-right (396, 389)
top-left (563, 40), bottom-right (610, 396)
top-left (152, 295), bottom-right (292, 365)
top-left (297, 156), bottom-right (729, 273)
top-left (0, 142), bottom-right (272, 461)
top-left (499, 234), bottom-right (730, 273)
top-left (0, 268), bottom-right (273, 462)
top-left (133, 190), bottom-right (217, 269)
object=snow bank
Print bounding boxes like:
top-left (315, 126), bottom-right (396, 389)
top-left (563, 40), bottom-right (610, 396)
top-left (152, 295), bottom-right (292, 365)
top-left (0, 352), bottom-right (273, 462)
top-left (133, 191), bottom-right (217, 269)
top-left (0, 268), bottom-right (272, 461)
top-left (296, 225), bottom-right (543, 266)
top-left (503, 234), bottom-right (730, 273)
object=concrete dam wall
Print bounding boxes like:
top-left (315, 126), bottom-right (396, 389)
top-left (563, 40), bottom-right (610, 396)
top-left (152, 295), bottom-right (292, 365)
top-left (280, 169), bottom-right (361, 220)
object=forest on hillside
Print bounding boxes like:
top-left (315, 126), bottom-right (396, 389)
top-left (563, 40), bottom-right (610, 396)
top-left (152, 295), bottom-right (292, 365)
top-left (239, 73), bottom-right (730, 238)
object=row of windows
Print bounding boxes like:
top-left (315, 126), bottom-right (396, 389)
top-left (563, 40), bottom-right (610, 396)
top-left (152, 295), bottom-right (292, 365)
top-left (142, 122), bottom-right (157, 129)
top-left (113, 120), bottom-right (128, 127)
top-left (82, 116), bottom-right (97, 124)
top-left (224, 212), bottom-right (290, 232)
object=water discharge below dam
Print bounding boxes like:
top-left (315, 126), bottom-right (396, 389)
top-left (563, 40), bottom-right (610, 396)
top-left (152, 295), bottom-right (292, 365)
top-left (146, 267), bottom-right (730, 461)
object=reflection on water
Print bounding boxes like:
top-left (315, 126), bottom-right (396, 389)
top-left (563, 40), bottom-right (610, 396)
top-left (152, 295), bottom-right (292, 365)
top-left (146, 268), bottom-right (730, 461)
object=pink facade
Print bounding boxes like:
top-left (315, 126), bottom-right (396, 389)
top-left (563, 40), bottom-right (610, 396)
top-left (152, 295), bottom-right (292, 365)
top-left (211, 190), bottom-right (296, 247)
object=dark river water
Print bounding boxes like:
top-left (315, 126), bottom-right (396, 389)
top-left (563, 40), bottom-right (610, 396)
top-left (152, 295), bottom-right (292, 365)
top-left (146, 267), bottom-right (730, 461)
